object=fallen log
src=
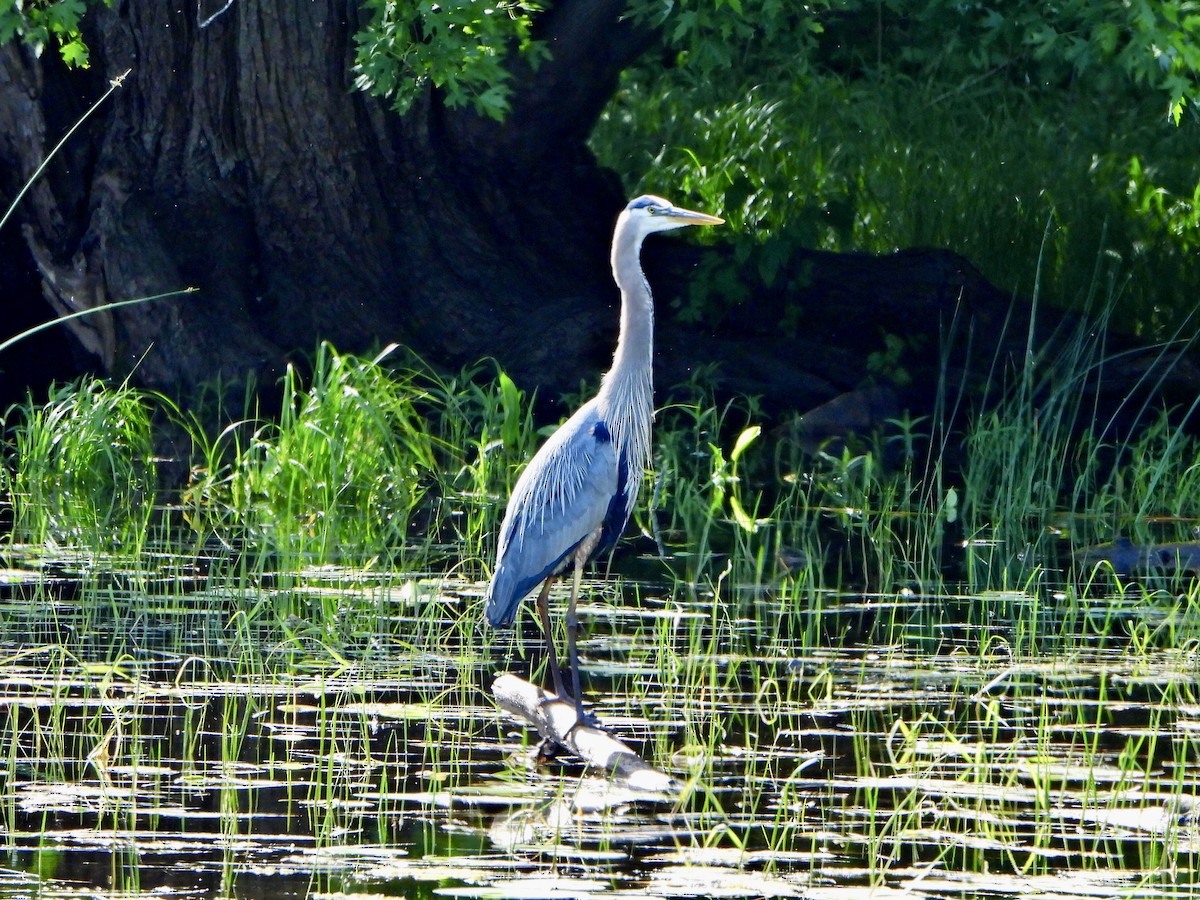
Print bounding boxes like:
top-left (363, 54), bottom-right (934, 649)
top-left (491, 673), bottom-right (677, 794)
top-left (1074, 537), bottom-right (1200, 575)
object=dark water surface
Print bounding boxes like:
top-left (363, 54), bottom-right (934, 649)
top-left (0, 550), bottom-right (1197, 899)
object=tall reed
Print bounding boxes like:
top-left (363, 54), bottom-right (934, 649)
top-left (2, 378), bottom-right (157, 549)
top-left (415, 358), bottom-right (540, 570)
top-left (196, 343), bottom-right (438, 569)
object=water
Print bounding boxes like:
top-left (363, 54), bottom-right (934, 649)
top-left (0, 548), bottom-right (1197, 899)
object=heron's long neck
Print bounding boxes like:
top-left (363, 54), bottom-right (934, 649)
top-left (599, 226), bottom-right (655, 479)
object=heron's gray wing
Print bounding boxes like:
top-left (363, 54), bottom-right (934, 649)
top-left (484, 402), bottom-right (619, 627)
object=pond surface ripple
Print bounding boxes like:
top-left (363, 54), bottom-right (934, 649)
top-left (0, 550), bottom-right (1197, 898)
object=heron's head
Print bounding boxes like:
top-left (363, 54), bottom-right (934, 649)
top-left (620, 194), bottom-right (724, 239)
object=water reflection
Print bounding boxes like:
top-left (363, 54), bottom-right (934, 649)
top-left (0, 547), bottom-right (1196, 898)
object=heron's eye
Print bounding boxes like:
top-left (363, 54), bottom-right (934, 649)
top-left (647, 205), bottom-right (664, 215)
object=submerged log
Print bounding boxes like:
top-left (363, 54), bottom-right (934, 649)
top-left (491, 673), bottom-right (677, 794)
top-left (1074, 538), bottom-right (1200, 575)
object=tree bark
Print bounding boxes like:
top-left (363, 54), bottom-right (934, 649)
top-left (492, 673), bottom-right (677, 792)
top-left (1, 1), bottom-right (1195, 429)
top-left (0, 1), bottom-right (648, 400)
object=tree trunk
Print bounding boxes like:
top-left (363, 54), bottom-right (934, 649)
top-left (0, 0), bottom-right (646, 400)
top-left (1, 1), bottom-right (1195, 428)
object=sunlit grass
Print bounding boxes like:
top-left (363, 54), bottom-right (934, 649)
top-left (1, 377), bottom-right (157, 549)
top-left (183, 342), bottom-right (439, 570)
top-left (2, 303), bottom-right (1200, 895)
top-left (4, 303), bottom-right (1200, 635)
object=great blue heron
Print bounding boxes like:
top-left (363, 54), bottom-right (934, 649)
top-left (484, 194), bottom-right (724, 719)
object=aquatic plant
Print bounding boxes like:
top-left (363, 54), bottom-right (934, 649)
top-left (0, 336), bottom-right (1199, 898)
top-left (2, 378), bottom-right (157, 549)
top-left (416, 358), bottom-right (541, 570)
top-left (201, 343), bottom-right (438, 569)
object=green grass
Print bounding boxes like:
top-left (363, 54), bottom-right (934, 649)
top-left (1, 377), bottom-right (158, 550)
top-left (181, 342), bottom-right (439, 570)
top-left (3, 290), bottom-right (1200, 638)
top-left (0, 346), bottom-right (560, 656)
top-left (2, 257), bottom-right (1200, 897)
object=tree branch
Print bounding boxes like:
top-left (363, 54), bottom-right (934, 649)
top-left (515, 0), bottom-right (657, 145)
top-left (449, 0), bottom-right (659, 165)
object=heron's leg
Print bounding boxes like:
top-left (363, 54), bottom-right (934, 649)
top-left (565, 552), bottom-right (587, 720)
top-left (534, 578), bottom-right (567, 699)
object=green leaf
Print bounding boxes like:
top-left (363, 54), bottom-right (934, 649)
top-left (44, 0), bottom-right (87, 32)
top-left (1094, 22), bottom-right (1120, 56)
top-left (1170, 95), bottom-right (1186, 124)
top-left (59, 34), bottom-right (90, 68)
top-left (0, 10), bottom-right (22, 44)
top-left (729, 494), bottom-right (758, 533)
top-left (353, 0), bottom-right (544, 120)
top-left (730, 425), bottom-right (760, 464)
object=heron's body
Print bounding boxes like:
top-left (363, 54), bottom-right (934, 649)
top-left (483, 194), bottom-right (722, 715)
top-left (484, 397), bottom-right (631, 628)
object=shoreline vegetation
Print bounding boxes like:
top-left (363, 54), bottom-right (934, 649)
top-left (0, 327), bottom-right (1198, 896)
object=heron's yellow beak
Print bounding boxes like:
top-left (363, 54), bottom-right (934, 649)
top-left (665, 206), bottom-right (724, 226)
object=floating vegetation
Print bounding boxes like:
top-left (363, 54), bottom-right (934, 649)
top-left (0, 546), bottom-right (1196, 898)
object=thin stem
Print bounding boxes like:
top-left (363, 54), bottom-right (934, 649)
top-left (0, 68), bottom-right (132, 235)
top-left (0, 288), bottom-right (196, 356)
